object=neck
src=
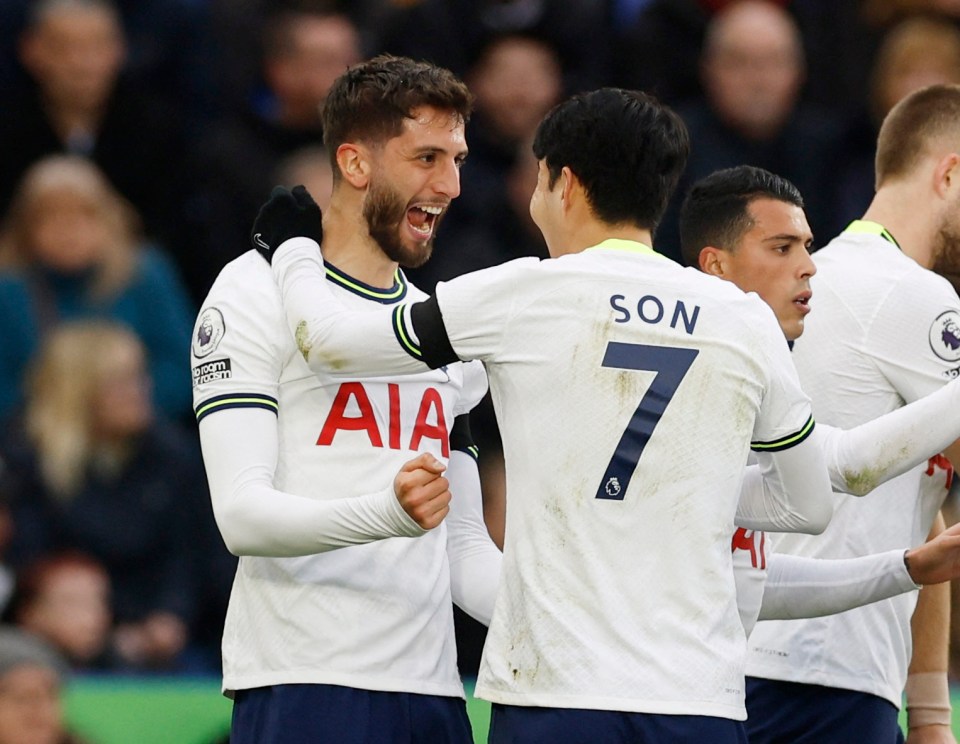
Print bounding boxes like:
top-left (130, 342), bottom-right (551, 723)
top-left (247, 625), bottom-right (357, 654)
top-left (321, 197), bottom-right (399, 288)
top-left (862, 182), bottom-right (937, 268)
top-left (554, 218), bottom-right (653, 256)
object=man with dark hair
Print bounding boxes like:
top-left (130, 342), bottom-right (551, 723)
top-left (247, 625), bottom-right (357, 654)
top-left (680, 165), bottom-right (812, 342)
top-left (253, 87), bottom-right (837, 742)
top-left (681, 165), bottom-right (960, 741)
top-left (191, 55), bottom-right (502, 744)
top-left (740, 84), bottom-right (960, 744)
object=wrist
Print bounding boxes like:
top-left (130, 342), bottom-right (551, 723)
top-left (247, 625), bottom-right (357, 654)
top-left (906, 671), bottom-right (952, 728)
top-left (905, 548), bottom-right (916, 582)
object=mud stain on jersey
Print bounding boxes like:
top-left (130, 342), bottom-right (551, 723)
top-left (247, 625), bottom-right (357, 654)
top-left (295, 320), bottom-right (313, 362)
top-left (298, 319), bottom-right (347, 371)
top-left (841, 442), bottom-right (912, 496)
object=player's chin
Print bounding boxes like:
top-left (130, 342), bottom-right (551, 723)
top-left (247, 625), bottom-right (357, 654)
top-left (785, 316), bottom-right (806, 342)
top-left (398, 239), bottom-right (434, 269)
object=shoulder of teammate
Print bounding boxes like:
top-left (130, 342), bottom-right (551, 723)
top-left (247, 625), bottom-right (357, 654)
top-left (871, 261), bottom-right (960, 398)
top-left (404, 257), bottom-right (542, 367)
top-left (432, 256), bottom-right (543, 318)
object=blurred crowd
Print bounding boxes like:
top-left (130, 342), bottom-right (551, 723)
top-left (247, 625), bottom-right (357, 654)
top-left (1, 0), bottom-right (960, 724)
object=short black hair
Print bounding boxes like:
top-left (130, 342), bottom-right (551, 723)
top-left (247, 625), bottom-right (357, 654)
top-left (531, 88), bottom-right (689, 231)
top-left (679, 165), bottom-right (804, 268)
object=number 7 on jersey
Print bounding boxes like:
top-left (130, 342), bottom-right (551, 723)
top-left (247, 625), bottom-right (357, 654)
top-left (597, 342), bottom-right (699, 500)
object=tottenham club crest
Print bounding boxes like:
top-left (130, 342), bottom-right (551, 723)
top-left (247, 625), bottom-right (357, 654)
top-left (929, 310), bottom-right (960, 363)
top-left (193, 307), bottom-right (226, 358)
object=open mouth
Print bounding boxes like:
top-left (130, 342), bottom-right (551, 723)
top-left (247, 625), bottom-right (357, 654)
top-left (793, 291), bottom-right (811, 314)
top-left (406, 204), bottom-right (444, 239)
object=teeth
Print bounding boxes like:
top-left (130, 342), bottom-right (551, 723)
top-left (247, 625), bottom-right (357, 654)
top-left (419, 205), bottom-right (443, 215)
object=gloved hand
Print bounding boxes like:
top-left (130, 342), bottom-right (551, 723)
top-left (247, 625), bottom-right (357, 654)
top-left (250, 185), bottom-right (323, 264)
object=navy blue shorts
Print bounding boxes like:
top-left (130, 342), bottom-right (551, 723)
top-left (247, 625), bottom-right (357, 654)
top-left (488, 703), bottom-right (749, 744)
top-left (745, 677), bottom-right (904, 744)
top-left (230, 683), bottom-right (473, 744)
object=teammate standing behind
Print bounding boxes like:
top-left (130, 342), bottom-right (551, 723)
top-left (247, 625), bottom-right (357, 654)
top-left (254, 88), bottom-right (836, 744)
top-left (679, 170), bottom-right (960, 737)
top-left (191, 56), bottom-right (501, 744)
top-left (745, 84), bottom-right (960, 744)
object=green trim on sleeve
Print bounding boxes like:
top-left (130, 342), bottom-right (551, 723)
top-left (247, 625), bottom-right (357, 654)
top-left (195, 393), bottom-right (279, 423)
top-left (392, 305), bottom-right (423, 360)
top-left (751, 415), bottom-right (815, 452)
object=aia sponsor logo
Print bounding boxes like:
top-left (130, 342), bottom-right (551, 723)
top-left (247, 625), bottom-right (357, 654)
top-left (317, 382), bottom-right (450, 456)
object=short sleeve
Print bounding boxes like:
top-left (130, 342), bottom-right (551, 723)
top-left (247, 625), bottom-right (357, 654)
top-left (868, 272), bottom-right (960, 403)
top-left (190, 260), bottom-right (284, 423)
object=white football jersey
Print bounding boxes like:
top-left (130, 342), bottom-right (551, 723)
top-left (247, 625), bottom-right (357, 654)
top-left (747, 223), bottom-right (960, 707)
top-left (191, 251), bottom-right (486, 696)
top-left (429, 240), bottom-right (814, 720)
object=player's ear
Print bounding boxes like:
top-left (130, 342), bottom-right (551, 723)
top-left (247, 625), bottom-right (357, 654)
top-left (933, 151), bottom-right (960, 199)
top-left (336, 143), bottom-right (371, 189)
top-left (699, 246), bottom-right (726, 277)
top-left (559, 166), bottom-right (577, 210)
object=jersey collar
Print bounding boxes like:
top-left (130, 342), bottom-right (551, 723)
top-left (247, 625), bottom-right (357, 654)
top-left (584, 238), bottom-right (664, 257)
top-left (323, 262), bottom-right (408, 304)
top-left (843, 219), bottom-right (901, 250)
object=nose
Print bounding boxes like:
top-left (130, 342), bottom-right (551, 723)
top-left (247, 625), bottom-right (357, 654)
top-left (432, 158), bottom-right (461, 200)
top-left (799, 247), bottom-right (816, 278)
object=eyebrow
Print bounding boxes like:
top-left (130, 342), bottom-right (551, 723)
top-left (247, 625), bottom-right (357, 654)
top-left (411, 146), bottom-right (469, 157)
top-left (762, 233), bottom-right (808, 242)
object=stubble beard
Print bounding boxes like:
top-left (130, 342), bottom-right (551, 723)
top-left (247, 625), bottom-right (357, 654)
top-left (363, 177), bottom-right (441, 269)
top-left (932, 217), bottom-right (960, 282)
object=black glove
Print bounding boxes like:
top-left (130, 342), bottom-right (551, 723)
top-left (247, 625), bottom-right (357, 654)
top-left (250, 185), bottom-right (323, 264)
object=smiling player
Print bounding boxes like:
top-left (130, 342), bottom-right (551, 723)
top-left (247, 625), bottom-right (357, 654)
top-left (192, 55), bottom-right (502, 744)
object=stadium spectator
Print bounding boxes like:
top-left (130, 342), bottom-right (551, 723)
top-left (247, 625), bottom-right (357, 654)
top-left (453, 32), bottom-right (563, 227)
top-left (0, 0), bottom-right (190, 269)
top-left (186, 5), bottom-right (361, 303)
top-left (0, 321), bottom-right (211, 672)
top-left (271, 145), bottom-right (335, 213)
top-left (825, 15), bottom-right (960, 241)
top-left (656, 0), bottom-right (841, 262)
top-left (6, 552), bottom-right (115, 670)
top-left (611, 0), bottom-right (734, 105)
top-left (0, 155), bottom-right (194, 420)
top-left (376, 0), bottom-right (610, 95)
top-left (0, 628), bottom-right (82, 744)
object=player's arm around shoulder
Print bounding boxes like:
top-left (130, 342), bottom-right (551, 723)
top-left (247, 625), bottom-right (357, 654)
top-left (252, 185), bottom-right (433, 377)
